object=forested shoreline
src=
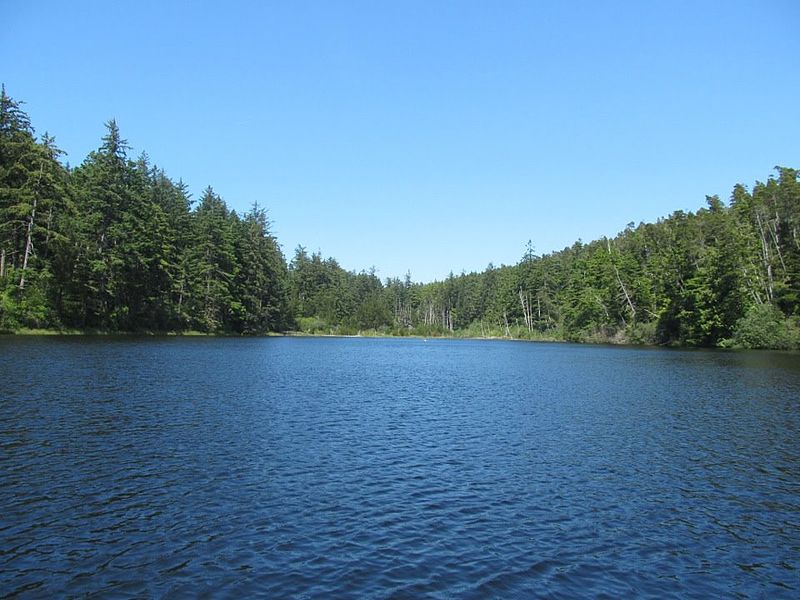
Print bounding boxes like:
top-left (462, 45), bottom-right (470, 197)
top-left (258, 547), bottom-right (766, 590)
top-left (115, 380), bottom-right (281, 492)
top-left (2, 88), bottom-right (799, 348)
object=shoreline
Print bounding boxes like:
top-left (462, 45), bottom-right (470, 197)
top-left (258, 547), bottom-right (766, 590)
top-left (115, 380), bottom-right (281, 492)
top-left (3, 327), bottom-right (783, 351)
top-left (0, 328), bottom-right (764, 352)
top-left (2, 327), bottom-right (555, 342)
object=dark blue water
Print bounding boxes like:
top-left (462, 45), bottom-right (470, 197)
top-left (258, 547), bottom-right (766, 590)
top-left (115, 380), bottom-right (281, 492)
top-left (1, 337), bottom-right (798, 598)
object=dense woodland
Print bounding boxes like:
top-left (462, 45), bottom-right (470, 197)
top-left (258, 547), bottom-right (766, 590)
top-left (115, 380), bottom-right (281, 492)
top-left (2, 88), bottom-right (799, 349)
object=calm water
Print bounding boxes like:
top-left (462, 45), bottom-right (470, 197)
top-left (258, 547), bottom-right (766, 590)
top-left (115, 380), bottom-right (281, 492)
top-left (1, 337), bottom-right (799, 598)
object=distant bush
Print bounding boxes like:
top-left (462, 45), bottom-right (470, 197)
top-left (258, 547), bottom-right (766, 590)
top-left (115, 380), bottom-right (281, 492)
top-left (0, 271), bottom-right (56, 332)
top-left (627, 321), bottom-right (658, 345)
top-left (731, 304), bottom-right (800, 350)
top-left (336, 323), bottom-right (359, 336)
top-left (410, 324), bottom-right (448, 338)
top-left (297, 316), bottom-right (329, 333)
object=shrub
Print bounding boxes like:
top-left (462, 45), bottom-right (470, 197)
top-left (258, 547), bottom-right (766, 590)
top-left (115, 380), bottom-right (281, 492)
top-left (731, 303), bottom-right (800, 350)
top-left (297, 315), bottom-right (328, 333)
top-left (627, 321), bottom-right (658, 345)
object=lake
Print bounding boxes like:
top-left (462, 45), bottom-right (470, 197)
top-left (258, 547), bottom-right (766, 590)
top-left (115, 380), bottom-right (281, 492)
top-left (1, 336), bottom-right (798, 598)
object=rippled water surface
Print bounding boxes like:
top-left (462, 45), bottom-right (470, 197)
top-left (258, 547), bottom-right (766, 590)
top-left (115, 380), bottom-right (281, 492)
top-left (1, 336), bottom-right (799, 598)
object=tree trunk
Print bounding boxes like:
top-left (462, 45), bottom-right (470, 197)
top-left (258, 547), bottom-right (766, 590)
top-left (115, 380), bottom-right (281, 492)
top-left (518, 288), bottom-right (534, 331)
top-left (768, 213), bottom-right (787, 276)
top-left (177, 277), bottom-right (185, 314)
top-left (19, 197), bottom-right (37, 289)
top-left (43, 207), bottom-right (53, 259)
top-left (537, 293), bottom-right (541, 322)
top-left (755, 211), bottom-right (774, 302)
top-left (607, 238), bottom-right (636, 319)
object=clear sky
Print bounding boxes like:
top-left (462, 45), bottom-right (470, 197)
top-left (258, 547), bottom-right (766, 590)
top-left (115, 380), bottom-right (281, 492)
top-left (3, 1), bottom-right (799, 282)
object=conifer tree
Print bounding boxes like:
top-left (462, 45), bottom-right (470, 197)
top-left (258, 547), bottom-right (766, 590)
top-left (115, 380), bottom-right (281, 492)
top-left (185, 187), bottom-right (239, 331)
top-left (233, 203), bottom-right (291, 333)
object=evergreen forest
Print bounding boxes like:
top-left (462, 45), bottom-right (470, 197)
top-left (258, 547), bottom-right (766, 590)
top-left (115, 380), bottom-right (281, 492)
top-left (2, 88), bottom-right (799, 349)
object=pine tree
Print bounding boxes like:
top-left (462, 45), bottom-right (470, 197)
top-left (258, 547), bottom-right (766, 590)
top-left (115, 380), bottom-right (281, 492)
top-left (232, 203), bottom-right (291, 333)
top-left (185, 187), bottom-right (239, 331)
top-left (0, 89), bottom-right (72, 329)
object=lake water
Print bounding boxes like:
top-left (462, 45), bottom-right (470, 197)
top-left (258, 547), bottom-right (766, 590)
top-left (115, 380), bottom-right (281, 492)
top-left (1, 336), bottom-right (799, 598)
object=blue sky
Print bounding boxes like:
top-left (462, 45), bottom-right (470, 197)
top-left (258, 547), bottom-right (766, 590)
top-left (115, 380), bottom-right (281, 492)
top-left (3, 1), bottom-right (799, 282)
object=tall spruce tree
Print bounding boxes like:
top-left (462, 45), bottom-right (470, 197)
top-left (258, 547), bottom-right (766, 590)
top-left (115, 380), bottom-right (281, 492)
top-left (232, 203), bottom-right (291, 333)
top-left (0, 89), bottom-right (72, 329)
top-left (185, 187), bottom-right (239, 331)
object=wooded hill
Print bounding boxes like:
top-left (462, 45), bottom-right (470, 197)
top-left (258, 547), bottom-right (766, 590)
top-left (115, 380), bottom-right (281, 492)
top-left (2, 87), bottom-right (799, 349)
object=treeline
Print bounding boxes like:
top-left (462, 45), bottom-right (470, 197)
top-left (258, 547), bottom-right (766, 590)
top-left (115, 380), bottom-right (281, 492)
top-left (0, 88), bottom-right (290, 333)
top-left (2, 87), bottom-right (799, 348)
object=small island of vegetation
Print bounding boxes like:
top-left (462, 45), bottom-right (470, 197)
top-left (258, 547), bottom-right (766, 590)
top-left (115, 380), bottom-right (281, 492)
top-left (1, 87), bottom-right (798, 349)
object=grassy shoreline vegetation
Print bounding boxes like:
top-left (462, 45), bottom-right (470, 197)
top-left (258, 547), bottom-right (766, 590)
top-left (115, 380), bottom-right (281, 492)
top-left (2, 87), bottom-right (800, 350)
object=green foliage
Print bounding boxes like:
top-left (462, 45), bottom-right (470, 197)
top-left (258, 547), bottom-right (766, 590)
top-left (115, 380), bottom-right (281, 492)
top-left (0, 269), bottom-right (54, 330)
top-left (626, 321), bottom-right (658, 345)
top-left (0, 279), bottom-right (20, 331)
top-left (0, 89), bottom-right (294, 334)
top-left (1, 86), bottom-right (799, 349)
top-left (354, 291), bottom-right (391, 330)
top-left (232, 204), bottom-right (292, 333)
top-left (730, 303), bottom-right (800, 350)
top-left (296, 315), bottom-right (329, 334)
